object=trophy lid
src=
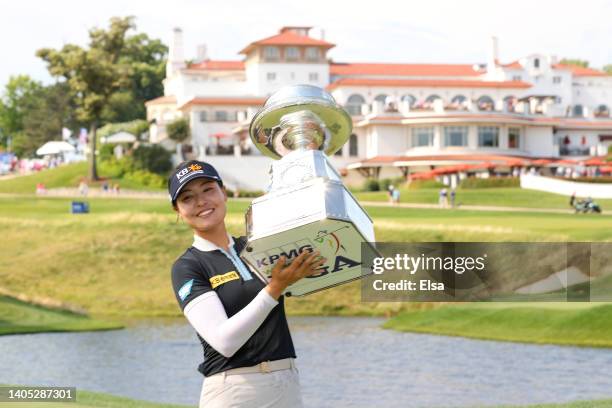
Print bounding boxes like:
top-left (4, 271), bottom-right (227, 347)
top-left (249, 85), bottom-right (352, 160)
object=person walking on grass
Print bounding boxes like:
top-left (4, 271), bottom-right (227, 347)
top-left (169, 160), bottom-right (324, 407)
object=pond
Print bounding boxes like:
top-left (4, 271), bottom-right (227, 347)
top-left (1, 316), bottom-right (611, 407)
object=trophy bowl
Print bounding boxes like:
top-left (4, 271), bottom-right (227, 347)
top-left (240, 85), bottom-right (375, 297)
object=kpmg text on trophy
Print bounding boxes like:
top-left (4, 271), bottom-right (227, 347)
top-left (239, 85), bottom-right (376, 296)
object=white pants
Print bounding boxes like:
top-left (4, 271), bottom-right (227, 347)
top-left (199, 367), bottom-right (303, 408)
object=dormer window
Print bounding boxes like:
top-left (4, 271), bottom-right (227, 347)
top-left (285, 47), bottom-right (299, 61)
top-left (264, 46), bottom-right (280, 61)
top-left (305, 47), bottom-right (320, 61)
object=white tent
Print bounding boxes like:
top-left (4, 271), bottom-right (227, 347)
top-left (36, 141), bottom-right (76, 156)
top-left (101, 131), bottom-right (137, 144)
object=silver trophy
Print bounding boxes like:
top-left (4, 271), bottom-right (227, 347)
top-left (240, 85), bottom-right (375, 296)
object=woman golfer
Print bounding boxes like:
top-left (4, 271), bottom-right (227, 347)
top-left (169, 160), bottom-right (324, 407)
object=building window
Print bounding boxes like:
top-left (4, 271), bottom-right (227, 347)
top-left (346, 94), bottom-right (365, 116)
top-left (214, 111), bottom-right (228, 122)
top-left (553, 76), bottom-right (562, 84)
top-left (349, 134), bottom-right (358, 156)
top-left (508, 127), bottom-right (521, 149)
top-left (199, 111), bottom-right (208, 122)
top-left (401, 94), bottom-right (416, 107)
top-left (534, 58), bottom-right (540, 68)
top-left (477, 95), bottom-right (495, 111)
top-left (478, 126), bottom-right (500, 147)
top-left (503, 95), bottom-right (517, 112)
top-left (443, 126), bottom-right (468, 147)
top-left (595, 104), bottom-right (610, 118)
top-left (285, 47), bottom-right (299, 61)
top-left (264, 46), bottom-right (280, 61)
top-left (450, 95), bottom-right (468, 110)
top-left (305, 47), bottom-right (320, 61)
top-left (412, 127), bottom-right (434, 147)
top-left (572, 105), bottom-right (584, 117)
top-left (555, 97), bottom-right (563, 104)
top-left (512, 75), bottom-right (522, 81)
top-left (309, 72), bottom-right (319, 82)
top-left (266, 72), bottom-right (276, 81)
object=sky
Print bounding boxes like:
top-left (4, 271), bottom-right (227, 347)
top-left (1, 0), bottom-right (611, 88)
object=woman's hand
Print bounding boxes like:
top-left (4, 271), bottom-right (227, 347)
top-left (265, 250), bottom-right (326, 300)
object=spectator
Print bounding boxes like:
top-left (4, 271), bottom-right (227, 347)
top-left (78, 179), bottom-right (89, 196)
top-left (392, 187), bottom-right (400, 205)
top-left (450, 189), bottom-right (456, 208)
top-left (439, 188), bottom-right (448, 208)
top-left (387, 185), bottom-right (395, 204)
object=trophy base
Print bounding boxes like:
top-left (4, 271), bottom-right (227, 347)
top-left (240, 178), bottom-right (375, 296)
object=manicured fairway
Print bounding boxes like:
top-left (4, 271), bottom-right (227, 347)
top-left (354, 187), bottom-right (612, 210)
top-left (0, 196), bottom-right (610, 319)
top-left (0, 296), bottom-right (121, 336)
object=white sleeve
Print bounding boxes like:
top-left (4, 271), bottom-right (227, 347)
top-left (183, 289), bottom-right (279, 358)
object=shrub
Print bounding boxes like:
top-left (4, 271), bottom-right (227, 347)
top-left (459, 177), bottom-right (520, 189)
top-left (123, 169), bottom-right (166, 189)
top-left (167, 118), bottom-right (190, 143)
top-left (132, 144), bottom-right (172, 175)
top-left (363, 178), bottom-right (380, 191)
top-left (407, 179), bottom-right (445, 189)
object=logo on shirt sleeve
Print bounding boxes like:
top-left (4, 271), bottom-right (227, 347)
top-left (178, 279), bottom-right (195, 301)
top-left (209, 271), bottom-right (240, 289)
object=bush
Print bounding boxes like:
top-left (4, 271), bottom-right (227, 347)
top-left (167, 118), bottom-right (190, 143)
top-left (407, 179), bottom-right (445, 189)
top-left (459, 177), bottom-right (520, 189)
top-left (123, 169), bottom-right (166, 189)
top-left (132, 144), bottom-right (172, 175)
top-left (379, 177), bottom-right (406, 192)
top-left (363, 178), bottom-right (380, 191)
top-left (569, 177), bottom-right (612, 184)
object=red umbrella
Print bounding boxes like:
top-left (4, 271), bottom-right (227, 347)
top-left (531, 159), bottom-right (553, 166)
top-left (600, 166), bottom-right (612, 174)
top-left (584, 157), bottom-right (607, 166)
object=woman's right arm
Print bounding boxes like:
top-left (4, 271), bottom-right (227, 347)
top-left (182, 250), bottom-right (324, 358)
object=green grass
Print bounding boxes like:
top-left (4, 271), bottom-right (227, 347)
top-left (0, 196), bottom-right (610, 319)
top-left (0, 388), bottom-right (191, 408)
top-left (384, 303), bottom-right (612, 348)
top-left (0, 162), bottom-right (164, 194)
top-left (0, 296), bottom-right (121, 336)
top-left (354, 187), bottom-right (612, 210)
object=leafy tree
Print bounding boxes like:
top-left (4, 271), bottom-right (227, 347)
top-left (167, 117), bottom-right (190, 161)
top-left (132, 144), bottom-right (172, 174)
top-left (166, 118), bottom-right (190, 143)
top-left (559, 58), bottom-right (589, 68)
top-left (604, 64), bottom-right (612, 75)
top-left (37, 16), bottom-right (167, 180)
top-left (0, 75), bottom-right (43, 148)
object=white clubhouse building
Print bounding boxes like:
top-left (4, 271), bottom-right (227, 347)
top-left (146, 26), bottom-right (612, 190)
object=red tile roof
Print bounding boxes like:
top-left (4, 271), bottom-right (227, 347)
top-left (145, 95), bottom-right (176, 106)
top-left (500, 60), bottom-right (522, 69)
top-left (188, 60), bottom-right (245, 71)
top-left (330, 63), bottom-right (482, 77)
top-left (179, 97), bottom-right (265, 109)
top-left (327, 78), bottom-right (532, 90)
top-left (553, 64), bottom-right (609, 77)
top-left (240, 31), bottom-right (335, 54)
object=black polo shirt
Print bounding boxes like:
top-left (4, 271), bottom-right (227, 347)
top-left (171, 235), bottom-right (296, 377)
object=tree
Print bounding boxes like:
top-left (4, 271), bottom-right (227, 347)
top-left (0, 75), bottom-right (43, 149)
top-left (559, 58), bottom-right (589, 68)
top-left (37, 16), bottom-right (167, 180)
top-left (166, 117), bottom-right (190, 161)
top-left (604, 64), bottom-right (612, 75)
